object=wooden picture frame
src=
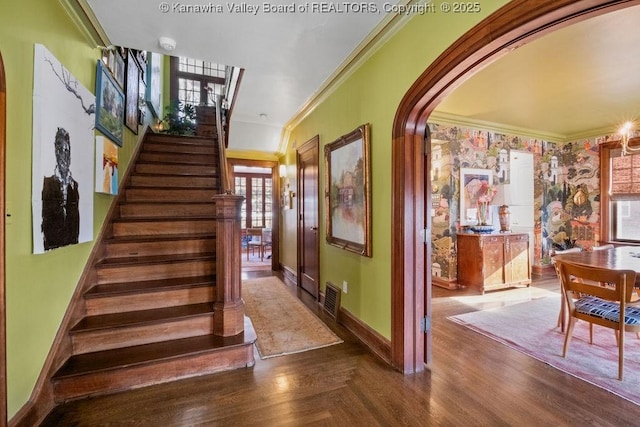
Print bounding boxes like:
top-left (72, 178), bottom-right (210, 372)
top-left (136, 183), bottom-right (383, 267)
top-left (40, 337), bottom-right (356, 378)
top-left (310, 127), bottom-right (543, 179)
top-left (125, 50), bottom-right (140, 134)
top-left (146, 52), bottom-right (162, 118)
top-left (324, 123), bottom-right (372, 257)
top-left (95, 60), bottom-right (124, 146)
top-left (460, 167), bottom-right (493, 226)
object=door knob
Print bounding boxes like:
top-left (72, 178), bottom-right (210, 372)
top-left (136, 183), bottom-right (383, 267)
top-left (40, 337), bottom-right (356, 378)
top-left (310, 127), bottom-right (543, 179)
top-left (310, 226), bottom-right (318, 231)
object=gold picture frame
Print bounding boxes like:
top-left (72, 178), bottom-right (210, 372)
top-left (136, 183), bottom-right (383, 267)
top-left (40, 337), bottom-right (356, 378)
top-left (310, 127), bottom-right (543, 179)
top-left (324, 123), bottom-right (372, 257)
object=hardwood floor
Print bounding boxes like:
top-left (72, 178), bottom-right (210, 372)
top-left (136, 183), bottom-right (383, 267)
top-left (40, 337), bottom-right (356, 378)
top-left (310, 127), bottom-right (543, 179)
top-left (41, 271), bottom-right (640, 426)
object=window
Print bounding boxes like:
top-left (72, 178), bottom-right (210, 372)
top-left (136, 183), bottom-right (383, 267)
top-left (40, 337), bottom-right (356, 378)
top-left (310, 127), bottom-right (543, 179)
top-left (170, 56), bottom-right (225, 109)
top-left (234, 174), bottom-right (273, 229)
top-left (601, 138), bottom-right (640, 243)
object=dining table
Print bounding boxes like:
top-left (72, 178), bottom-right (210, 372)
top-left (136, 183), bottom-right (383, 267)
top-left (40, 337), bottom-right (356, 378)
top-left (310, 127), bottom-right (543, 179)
top-left (553, 245), bottom-right (640, 274)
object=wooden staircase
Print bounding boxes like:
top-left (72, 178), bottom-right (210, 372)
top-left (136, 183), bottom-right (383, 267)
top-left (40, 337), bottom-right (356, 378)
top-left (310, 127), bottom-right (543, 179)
top-left (50, 132), bottom-right (255, 403)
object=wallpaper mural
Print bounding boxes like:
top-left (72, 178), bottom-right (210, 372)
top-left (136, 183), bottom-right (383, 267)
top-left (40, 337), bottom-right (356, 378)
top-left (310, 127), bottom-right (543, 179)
top-left (32, 44), bottom-right (95, 253)
top-left (428, 122), bottom-right (603, 284)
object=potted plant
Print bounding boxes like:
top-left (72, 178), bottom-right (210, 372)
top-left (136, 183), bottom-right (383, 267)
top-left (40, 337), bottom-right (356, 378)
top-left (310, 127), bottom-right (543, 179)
top-left (160, 100), bottom-right (196, 135)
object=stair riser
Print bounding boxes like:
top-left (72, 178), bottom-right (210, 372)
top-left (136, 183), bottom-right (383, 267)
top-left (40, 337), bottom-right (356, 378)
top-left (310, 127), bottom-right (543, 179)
top-left (97, 260), bottom-right (216, 284)
top-left (86, 286), bottom-right (215, 316)
top-left (53, 344), bottom-right (255, 403)
top-left (105, 238), bottom-right (216, 258)
top-left (139, 152), bottom-right (216, 165)
top-left (112, 220), bottom-right (216, 237)
top-left (71, 315), bottom-right (214, 355)
top-left (125, 188), bottom-right (217, 202)
top-left (143, 142), bottom-right (216, 155)
top-left (135, 164), bottom-right (217, 175)
top-left (146, 134), bottom-right (215, 146)
top-left (129, 175), bottom-right (218, 188)
top-left (119, 203), bottom-right (216, 218)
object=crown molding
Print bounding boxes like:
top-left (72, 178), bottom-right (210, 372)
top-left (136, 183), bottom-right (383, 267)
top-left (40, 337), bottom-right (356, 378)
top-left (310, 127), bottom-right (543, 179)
top-left (429, 111), bottom-right (619, 143)
top-left (278, 0), bottom-right (419, 153)
top-left (59, 0), bottom-right (111, 48)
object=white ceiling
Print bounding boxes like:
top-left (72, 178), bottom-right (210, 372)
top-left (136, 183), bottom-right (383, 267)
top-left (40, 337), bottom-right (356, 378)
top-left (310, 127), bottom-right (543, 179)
top-left (433, 5), bottom-right (640, 142)
top-left (85, 2), bottom-right (640, 153)
top-left (85, 0), bottom-right (401, 154)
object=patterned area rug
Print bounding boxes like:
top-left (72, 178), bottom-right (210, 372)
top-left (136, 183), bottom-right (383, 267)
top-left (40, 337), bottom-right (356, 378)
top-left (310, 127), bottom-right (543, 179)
top-left (242, 276), bottom-right (343, 359)
top-left (449, 295), bottom-right (640, 406)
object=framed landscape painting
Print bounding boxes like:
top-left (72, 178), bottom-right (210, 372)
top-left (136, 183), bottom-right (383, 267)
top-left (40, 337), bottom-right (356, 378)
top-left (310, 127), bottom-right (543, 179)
top-left (95, 60), bottom-right (124, 146)
top-left (324, 123), bottom-right (372, 257)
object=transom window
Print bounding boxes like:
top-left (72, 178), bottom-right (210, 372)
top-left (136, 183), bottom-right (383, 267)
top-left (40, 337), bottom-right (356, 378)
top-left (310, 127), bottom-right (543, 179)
top-left (170, 56), bottom-right (225, 108)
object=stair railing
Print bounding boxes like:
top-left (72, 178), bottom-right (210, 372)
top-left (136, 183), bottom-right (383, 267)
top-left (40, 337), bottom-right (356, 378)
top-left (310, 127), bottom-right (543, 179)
top-left (215, 95), bottom-right (233, 194)
top-left (211, 94), bottom-right (245, 337)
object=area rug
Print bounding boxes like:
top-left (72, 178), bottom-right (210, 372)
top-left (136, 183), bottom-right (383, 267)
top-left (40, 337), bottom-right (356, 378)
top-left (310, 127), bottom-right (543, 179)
top-left (242, 276), bottom-right (343, 359)
top-left (449, 295), bottom-right (640, 406)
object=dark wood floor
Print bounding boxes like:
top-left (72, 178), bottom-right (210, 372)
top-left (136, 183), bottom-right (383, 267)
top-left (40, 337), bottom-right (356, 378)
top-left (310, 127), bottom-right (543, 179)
top-left (41, 270), bottom-right (640, 426)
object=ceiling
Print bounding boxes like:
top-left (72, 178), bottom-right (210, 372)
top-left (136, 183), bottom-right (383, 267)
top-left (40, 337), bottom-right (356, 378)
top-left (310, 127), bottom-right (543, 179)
top-left (85, 2), bottom-right (640, 153)
top-left (84, 0), bottom-right (403, 154)
top-left (433, 4), bottom-right (640, 142)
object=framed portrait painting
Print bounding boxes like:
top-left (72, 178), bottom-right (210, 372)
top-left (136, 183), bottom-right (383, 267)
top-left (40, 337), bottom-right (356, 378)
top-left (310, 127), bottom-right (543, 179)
top-left (460, 167), bottom-right (493, 226)
top-left (324, 123), bottom-right (372, 257)
top-left (95, 60), bottom-right (124, 146)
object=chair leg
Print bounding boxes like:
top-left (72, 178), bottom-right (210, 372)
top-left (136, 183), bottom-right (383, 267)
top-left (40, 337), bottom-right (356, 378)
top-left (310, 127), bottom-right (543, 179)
top-left (619, 328), bottom-right (625, 380)
top-left (557, 297), bottom-right (566, 332)
top-left (589, 323), bottom-right (594, 344)
top-left (563, 317), bottom-right (577, 357)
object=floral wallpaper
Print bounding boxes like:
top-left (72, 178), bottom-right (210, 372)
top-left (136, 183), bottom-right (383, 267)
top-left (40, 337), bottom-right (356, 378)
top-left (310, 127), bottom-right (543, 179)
top-left (429, 122), bottom-right (605, 284)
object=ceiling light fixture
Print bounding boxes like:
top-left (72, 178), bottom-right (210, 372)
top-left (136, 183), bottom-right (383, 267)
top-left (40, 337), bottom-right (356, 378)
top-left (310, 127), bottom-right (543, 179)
top-left (158, 36), bottom-right (176, 51)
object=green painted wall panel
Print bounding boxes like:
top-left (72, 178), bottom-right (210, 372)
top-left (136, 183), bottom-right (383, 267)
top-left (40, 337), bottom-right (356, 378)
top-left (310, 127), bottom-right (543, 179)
top-left (283, 1), bottom-right (508, 339)
top-left (0, 0), bottom-right (148, 417)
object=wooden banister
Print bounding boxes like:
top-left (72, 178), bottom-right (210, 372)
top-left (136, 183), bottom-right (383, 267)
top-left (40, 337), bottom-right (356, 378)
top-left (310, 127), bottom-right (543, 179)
top-left (215, 95), bottom-right (233, 194)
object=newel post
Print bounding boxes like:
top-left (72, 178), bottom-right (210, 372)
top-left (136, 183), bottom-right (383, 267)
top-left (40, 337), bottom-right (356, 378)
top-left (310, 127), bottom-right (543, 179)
top-left (212, 193), bottom-right (245, 336)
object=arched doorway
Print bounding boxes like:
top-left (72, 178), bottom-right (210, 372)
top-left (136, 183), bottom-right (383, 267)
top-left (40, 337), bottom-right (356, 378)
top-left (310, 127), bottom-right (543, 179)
top-left (0, 49), bottom-right (7, 425)
top-left (390, 0), bottom-right (640, 373)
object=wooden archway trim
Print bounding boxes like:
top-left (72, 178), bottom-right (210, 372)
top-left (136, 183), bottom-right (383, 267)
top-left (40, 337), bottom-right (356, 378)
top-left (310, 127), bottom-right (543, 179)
top-left (0, 49), bottom-right (7, 425)
top-left (390, 0), bottom-right (640, 373)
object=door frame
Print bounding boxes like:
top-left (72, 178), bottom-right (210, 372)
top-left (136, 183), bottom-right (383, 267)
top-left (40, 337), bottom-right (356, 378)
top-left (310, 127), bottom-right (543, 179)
top-left (0, 49), bottom-right (7, 425)
top-left (227, 158), bottom-right (280, 270)
top-left (390, 0), bottom-right (639, 373)
top-left (296, 135), bottom-right (320, 298)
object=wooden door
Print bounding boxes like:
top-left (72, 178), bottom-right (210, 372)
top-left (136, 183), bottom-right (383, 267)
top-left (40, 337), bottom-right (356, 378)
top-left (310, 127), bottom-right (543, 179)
top-left (505, 234), bottom-right (530, 284)
top-left (297, 136), bottom-right (319, 299)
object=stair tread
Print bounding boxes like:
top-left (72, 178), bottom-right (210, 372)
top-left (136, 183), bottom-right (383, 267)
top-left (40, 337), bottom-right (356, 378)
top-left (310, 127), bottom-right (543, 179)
top-left (54, 333), bottom-right (252, 379)
top-left (71, 303), bottom-right (213, 333)
top-left (106, 232), bottom-right (215, 244)
top-left (85, 275), bottom-right (216, 298)
top-left (112, 216), bottom-right (217, 223)
top-left (96, 252), bottom-right (216, 267)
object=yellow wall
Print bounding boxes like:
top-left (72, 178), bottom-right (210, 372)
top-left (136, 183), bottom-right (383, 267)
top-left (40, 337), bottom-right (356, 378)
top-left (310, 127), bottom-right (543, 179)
top-left (0, 1), bottom-right (154, 417)
top-left (282, 1), bottom-right (508, 338)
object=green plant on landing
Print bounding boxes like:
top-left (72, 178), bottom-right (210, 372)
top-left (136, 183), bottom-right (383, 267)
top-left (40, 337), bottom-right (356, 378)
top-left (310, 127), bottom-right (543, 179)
top-left (161, 100), bottom-right (196, 135)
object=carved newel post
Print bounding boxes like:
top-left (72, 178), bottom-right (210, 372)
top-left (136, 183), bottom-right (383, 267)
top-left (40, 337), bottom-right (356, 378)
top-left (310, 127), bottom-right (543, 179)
top-left (212, 193), bottom-right (245, 336)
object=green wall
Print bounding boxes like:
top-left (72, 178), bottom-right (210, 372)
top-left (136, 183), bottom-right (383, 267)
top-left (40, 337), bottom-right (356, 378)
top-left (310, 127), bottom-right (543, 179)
top-left (0, 0), bottom-right (149, 418)
top-left (282, 0), bottom-right (508, 339)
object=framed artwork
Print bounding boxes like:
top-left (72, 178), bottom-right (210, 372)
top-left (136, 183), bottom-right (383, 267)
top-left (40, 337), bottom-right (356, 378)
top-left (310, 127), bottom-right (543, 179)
top-left (32, 44), bottom-right (95, 253)
top-left (113, 50), bottom-right (125, 89)
top-left (460, 168), bottom-right (493, 226)
top-left (146, 52), bottom-right (162, 118)
top-left (95, 135), bottom-right (119, 195)
top-left (324, 123), bottom-right (372, 257)
top-left (95, 60), bottom-right (124, 146)
top-left (125, 49), bottom-right (140, 134)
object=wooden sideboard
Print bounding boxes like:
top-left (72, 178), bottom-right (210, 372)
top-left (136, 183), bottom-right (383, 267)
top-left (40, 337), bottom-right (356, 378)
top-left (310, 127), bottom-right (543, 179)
top-left (456, 232), bottom-right (531, 294)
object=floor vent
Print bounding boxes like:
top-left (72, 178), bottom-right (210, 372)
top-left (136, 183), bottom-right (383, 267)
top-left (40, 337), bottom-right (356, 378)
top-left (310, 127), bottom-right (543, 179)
top-left (323, 282), bottom-right (341, 320)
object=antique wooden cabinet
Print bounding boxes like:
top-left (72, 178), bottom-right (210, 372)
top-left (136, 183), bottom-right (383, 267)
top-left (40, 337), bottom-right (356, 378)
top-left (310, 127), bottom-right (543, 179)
top-left (456, 232), bottom-right (531, 293)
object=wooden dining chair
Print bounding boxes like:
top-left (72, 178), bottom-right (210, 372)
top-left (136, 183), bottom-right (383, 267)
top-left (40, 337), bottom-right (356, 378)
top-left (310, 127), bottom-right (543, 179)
top-left (246, 228), bottom-right (271, 261)
top-left (556, 260), bottom-right (640, 380)
top-left (551, 247), bottom-right (583, 332)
